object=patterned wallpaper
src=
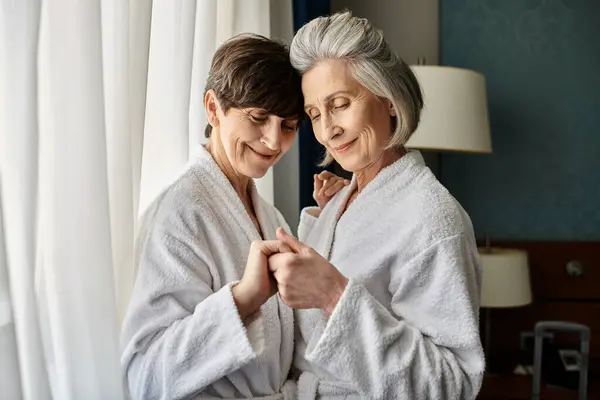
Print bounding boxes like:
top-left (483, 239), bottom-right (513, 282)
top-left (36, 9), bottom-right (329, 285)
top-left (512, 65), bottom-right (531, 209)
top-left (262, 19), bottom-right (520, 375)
top-left (440, 0), bottom-right (600, 240)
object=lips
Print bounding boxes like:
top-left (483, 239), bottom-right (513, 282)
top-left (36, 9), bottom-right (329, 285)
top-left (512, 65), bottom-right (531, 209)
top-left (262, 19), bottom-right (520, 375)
top-left (334, 138), bottom-right (357, 152)
top-left (248, 146), bottom-right (278, 159)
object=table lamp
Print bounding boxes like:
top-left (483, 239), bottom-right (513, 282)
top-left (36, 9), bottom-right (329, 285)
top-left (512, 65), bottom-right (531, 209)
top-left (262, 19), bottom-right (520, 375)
top-left (478, 247), bottom-right (532, 359)
top-left (406, 65), bottom-right (492, 154)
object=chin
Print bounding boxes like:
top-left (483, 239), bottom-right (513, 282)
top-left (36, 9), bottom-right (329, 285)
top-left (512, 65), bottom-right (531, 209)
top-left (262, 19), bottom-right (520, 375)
top-left (333, 156), bottom-right (362, 174)
top-left (242, 164), bottom-right (271, 179)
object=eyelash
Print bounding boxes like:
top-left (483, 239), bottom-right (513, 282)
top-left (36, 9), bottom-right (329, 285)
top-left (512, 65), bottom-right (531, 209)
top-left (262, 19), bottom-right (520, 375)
top-left (310, 103), bottom-right (349, 121)
top-left (251, 115), bottom-right (296, 131)
top-left (250, 115), bottom-right (267, 123)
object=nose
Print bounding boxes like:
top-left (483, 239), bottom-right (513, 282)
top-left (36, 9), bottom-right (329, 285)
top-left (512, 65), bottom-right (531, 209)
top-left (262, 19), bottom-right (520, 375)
top-left (260, 123), bottom-right (282, 152)
top-left (320, 113), bottom-right (342, 142)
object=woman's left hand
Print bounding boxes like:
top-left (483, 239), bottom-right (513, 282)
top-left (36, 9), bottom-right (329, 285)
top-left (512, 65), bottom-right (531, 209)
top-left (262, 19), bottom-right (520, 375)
top-left (268, 228), bottom-right (348, 314)
top-left (314, 171), bottom-right (350, 210)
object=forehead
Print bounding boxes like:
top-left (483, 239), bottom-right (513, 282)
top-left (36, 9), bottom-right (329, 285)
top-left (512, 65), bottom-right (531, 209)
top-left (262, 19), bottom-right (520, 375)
top-left (231, 106), bottom-right (300, 122)
top-left (301, 59), bottom-right (360, 104)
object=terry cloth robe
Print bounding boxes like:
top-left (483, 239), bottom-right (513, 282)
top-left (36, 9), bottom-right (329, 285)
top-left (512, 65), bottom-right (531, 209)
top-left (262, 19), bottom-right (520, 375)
top-left (294, 150), bottom-right (485, 400)
top-left (120, 145), bottom-right (295, 400)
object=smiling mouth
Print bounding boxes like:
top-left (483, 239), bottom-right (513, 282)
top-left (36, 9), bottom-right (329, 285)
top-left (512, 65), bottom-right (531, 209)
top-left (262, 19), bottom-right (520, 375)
top-left (248, 146), bottom-right (278, 159)
top-left (334, 138), bottom-right (357, 152)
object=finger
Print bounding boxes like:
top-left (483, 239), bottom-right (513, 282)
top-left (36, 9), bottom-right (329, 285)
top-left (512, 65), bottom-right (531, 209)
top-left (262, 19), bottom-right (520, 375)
top-left (267, 252), bottom-right (292, 273)
top-left (320, 177), bottom-right (337, 192)
top-left (325, 180), bottom-right (346, 197)
top-left (318, 186), bottom-right (327, 199)
top-left (313, 174), bottom-right (323, 197)
top-left (258, 240), bottom-right (292, 257)
top-left (344, 179), bottom-right (350, 185)
top-left (279, 243), bottom-right (293, 253)
top-left (267, 253), bottom-right (284, 272)
top-left (321, 175), bottom-right (345, 192)
top-left (275, 227), bottom-right (304, 254)
top-left (318, 170), bottom-right (336, 180)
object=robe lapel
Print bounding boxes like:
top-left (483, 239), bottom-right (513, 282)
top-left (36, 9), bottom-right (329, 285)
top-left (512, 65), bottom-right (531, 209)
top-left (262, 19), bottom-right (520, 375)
top-left (191, 146), bottom-right (263, 246)
top-left (310, 178), bottom-right (358, 262)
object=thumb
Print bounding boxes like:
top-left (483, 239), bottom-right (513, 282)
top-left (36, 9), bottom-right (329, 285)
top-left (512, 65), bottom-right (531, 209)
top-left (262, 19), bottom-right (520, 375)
top-left (276, 227), bottom-right (304, 254)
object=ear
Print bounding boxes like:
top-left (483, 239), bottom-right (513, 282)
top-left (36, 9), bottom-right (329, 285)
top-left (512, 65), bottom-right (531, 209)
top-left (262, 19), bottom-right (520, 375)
top-left (204, 89), bottom-right (221, 128)
top-left (387, 99), bottom-right (397, 117)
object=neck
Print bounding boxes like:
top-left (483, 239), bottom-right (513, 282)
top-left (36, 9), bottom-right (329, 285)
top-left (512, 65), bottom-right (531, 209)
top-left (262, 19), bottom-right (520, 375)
top-left (354, 147), bottom-right (406, 193)
top-left (206, 135), bottom-right (252, 204)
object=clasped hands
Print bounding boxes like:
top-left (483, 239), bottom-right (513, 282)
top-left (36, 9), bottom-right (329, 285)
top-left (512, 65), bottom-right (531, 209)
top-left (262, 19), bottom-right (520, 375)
top-left (233, 228), bottom-right (349, 321)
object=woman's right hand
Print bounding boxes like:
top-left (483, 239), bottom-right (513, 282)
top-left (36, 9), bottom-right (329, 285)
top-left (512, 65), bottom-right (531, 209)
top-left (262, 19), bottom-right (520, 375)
top-left (232, 240), bottom-right (291, 320)
top-left (313, 171), bottom-right (350, 210)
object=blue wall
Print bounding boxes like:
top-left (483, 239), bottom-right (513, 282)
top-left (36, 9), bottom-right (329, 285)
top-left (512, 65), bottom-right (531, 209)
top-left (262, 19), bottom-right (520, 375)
top-left (440, 0), bottom-right (600, 240)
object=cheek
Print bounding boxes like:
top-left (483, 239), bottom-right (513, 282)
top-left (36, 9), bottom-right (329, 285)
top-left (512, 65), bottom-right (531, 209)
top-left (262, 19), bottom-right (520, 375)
top-left (220, 124), bottom-right (248, 162)
top-left (231, 122), bottom-right (260, 150)
top-left (338, 108), bottom-right (369, 135)
top-left (281, 130), bottom-right (297, 151)
top-left (361, 105), bottom-right (391, 143)
top-left (217, 123), bottom-right (235, 151)
top-left (311, 123), bottom-right (325, 145)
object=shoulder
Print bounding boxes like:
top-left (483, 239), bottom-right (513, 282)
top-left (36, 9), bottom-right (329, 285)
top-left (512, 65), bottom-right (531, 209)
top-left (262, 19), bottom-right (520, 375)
top-left (388, 171), bottom-right (480, 278)
top-left (416, 173), bottom-right (471, 234)
top-left (140, 167), bottom-right (209, 239)
top-left (387, 163), bottom-right (476, 247)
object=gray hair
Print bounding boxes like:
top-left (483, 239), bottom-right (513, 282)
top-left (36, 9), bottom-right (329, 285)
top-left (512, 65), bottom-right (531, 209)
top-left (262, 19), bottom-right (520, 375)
top-left (290, 11), bottom-right (423, 165)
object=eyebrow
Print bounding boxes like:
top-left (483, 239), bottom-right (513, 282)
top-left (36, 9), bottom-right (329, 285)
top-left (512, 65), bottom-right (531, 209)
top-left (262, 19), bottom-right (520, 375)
top-left (304, 90), bottom-right (351, 111)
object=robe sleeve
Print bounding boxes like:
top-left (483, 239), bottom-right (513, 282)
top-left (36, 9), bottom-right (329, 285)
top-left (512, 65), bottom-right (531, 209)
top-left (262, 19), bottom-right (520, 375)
top-left (305, 233), bottom-right (485, 399)
top-left (297, 207), bottom-right (320, 242)
top-left (120, 198), bottom-right (262, 400)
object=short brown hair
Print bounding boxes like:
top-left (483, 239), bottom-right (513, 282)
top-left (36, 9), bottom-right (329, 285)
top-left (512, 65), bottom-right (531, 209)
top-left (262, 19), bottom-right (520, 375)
top-left (204, 34), bottom-right (305, 138)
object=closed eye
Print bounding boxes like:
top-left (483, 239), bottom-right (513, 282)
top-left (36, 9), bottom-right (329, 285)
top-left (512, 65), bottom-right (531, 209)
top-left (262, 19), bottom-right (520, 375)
top-left (283, 122), bottom-right (298, 131)
top-left (250, 115), bottom-right (267, 123)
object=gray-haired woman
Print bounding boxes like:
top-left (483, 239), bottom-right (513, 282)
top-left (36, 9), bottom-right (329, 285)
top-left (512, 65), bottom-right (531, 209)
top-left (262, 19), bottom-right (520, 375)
top-left (267, 11), bottom-right (485, 399)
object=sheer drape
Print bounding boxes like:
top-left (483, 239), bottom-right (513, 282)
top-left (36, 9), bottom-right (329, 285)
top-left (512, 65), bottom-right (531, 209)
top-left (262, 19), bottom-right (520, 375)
top-left (0, 1), bottom-right (292, 398)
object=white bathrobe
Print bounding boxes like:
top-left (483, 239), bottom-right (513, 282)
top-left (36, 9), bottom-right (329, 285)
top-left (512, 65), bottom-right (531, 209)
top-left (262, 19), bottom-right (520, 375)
top-left (120, 146), bottom-right (295, 400)
top-left (294, 151), bottom-right (485, 400)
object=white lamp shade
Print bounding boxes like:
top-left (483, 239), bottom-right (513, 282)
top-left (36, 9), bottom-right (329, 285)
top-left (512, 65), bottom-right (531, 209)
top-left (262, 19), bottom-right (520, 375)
top-left (478, 248), bottom-right (532, 308)
top-left (406, 66), bottom-right (492, 153)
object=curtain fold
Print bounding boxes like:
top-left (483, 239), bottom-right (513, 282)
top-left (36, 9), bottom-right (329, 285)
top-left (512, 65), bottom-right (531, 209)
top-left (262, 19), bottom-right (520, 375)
top-left (0, 1), bottom-right (293, 398)
top-left (128, 0), bottom-right (153, 228)
top-left (137, 0), bottom-right (197, 217)
top-left (0, 1), bottom-right (51, 398)
top-left (0, 185), bottom-right (25, 400)
top-left (37, 0), bottom-right (123, 396)
top-left (102, 0), bottom-right (139, 323)
top-left (189, 0), bottom-right (217, 154)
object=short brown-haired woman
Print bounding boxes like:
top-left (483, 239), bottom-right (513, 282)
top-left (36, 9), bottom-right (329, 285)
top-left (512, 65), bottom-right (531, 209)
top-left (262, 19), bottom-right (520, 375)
top-left (120, 34), bottom-right (346, 400)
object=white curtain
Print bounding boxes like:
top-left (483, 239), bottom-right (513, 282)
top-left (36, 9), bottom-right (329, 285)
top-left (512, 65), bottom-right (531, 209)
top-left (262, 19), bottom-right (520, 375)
top-left (0, 0), bottom-right (294, 398)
